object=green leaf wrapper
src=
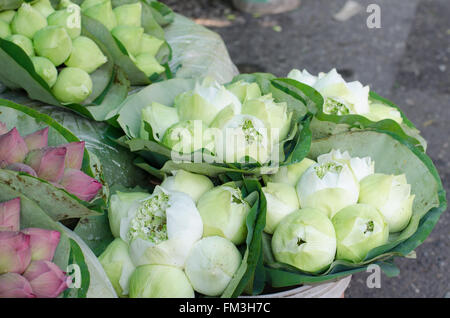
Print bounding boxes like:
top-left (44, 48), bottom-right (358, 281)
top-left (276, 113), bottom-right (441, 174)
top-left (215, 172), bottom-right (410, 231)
top-left (260, 129), bottom-right (446, 288)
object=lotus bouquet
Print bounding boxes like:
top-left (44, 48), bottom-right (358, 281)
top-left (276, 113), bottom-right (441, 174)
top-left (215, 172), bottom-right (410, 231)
top-left (0, 121), bottom-right (102, 202)
top-left (99, 170), bottom-right (261, 298)
top-left (0, 197), bottom-right (69, 298)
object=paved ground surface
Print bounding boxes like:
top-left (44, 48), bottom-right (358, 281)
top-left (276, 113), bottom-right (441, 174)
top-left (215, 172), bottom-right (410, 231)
top-left (161, 0), bottom-right (449, 298)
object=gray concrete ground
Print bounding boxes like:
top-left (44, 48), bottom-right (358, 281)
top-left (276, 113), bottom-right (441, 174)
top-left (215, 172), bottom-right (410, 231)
top-left (161, 0), bottom-right (450, 297)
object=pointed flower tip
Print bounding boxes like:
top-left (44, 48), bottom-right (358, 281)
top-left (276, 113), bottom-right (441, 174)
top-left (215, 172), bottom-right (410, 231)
top-left (0, 121), bottom-right (7, 135)
top-left (61, 141), bottom-right (85, 170)
top-left (60, 169), bottom-right (102, 202)
top-left (0, 127), bottom-right (29, 166)
top-left (0, 197), bottom-right (21, 232)
top-left (25, 147), bottom-right (67, 183)
top-left (24, 127), bottom-right (49, 150)
top-left (21, 228), bottom-right (61, 262)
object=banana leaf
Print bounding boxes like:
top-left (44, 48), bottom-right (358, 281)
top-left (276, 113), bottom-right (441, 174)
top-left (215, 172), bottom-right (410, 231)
top-left (0, 99), bottom-right (106, 220)
top-left (272, 78), bottom-right (428, 152)
top-left (72, 0), bottom-right (173, 86)
top-left (259, 129), bottom-right (446, 288)
top-left (112, 74), bottom-right (314, 178)
top-left (0, 31), bottom-right (130, 121)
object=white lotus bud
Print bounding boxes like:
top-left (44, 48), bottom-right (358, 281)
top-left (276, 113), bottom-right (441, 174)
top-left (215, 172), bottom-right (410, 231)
top-left (332, 204), bottom-right (389, 263)
top-left (184, 236), bottom-right (242, 296)
top-left (33, 26), bottom-right (72, 66)
top-left (98, 238), bottom-right (135, 297)
top-left (82, 0), bottom-right (117, 31)
top-left (263, 182), bottom-right (300, 234)
top-left (161, 170), bottom-right (214, 203)
top-left (134, 53), bottom-right (165, 77)
top-left (47, 3), bottom-right (81, 39)
top-left (129, 264), bottom-right (194, 298)
top-left (226, 80), bottom-right (262, 103)
top-left (32, 0), bottom-right (55, 18)
top-left (197, 183), bottom-right (250, 245)
top-left (111, 25), bottom-right (143, 56)
top-left (65, 36), bottom-right (107, 73)
top-left (120, 186), bottom-right (203, 268)
top-left (359, 173), bottom-right (414, 233)
top-left (139, 34), bottom-right (164, 56)
top-left (272, 208), bottom-right (337, 273)
top-left (296, 160), bottom-right (359, 218)
top-left (113, 2), bottom-right (142, 27)
top-left (317, 149), bottom-right (374, 182)
top-left (0, 20), bottom-right (11, 38)
top-left (265, 158), bottom-right (316, 187)
top-left (0, 10), bottom-right (16, 24)
top-left (175, 78), bottom-right (242, 126)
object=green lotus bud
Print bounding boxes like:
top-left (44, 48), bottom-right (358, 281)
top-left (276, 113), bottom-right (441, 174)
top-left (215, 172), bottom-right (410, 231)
top-left (265, 158), bottom-right (316, 187)
top-left (365, 103), bottom-right (403, 124)
top-left (161, 170), bottom-right (214, 203)
top-left (33, 26), bottom-right (72, 66)
top-left (242, 94), bottom-right (292, 142)
top-left (82, 0), bottom-right (117, 31)
top-left (31, 0), bottom-right (55, 18)
top-left (296, 160), bottom-right (359, 218)
top-left (111, 25), bottom-right (143, 56)
top-left (129, 265), bottom-right (194, 298)
top-left (113, 2), bottom-right (142, 27)
top-left (0, 10), bottom-right (16, 24)
top-left (226, 80), bottom-right (262, 103)
top-left (11, 3), bottom-right (48, 39)
top-left (185, 236), bottom-right (242, 296)
top-left (161, 120), bottom-right (213, 154)
top-left (215, 114), bottom-right (271, 164)
top-left (120, 186), bottom-right (203, 268)
top-left (140, 33), bottom-right (164, 56)
top-left (175, 78), bottom-right (242, 126)
top-left (6, 34), bottom-right (34, 56)
top-left (140, 102), bottom-right (179, 141)
top-left (134, 53), bottom-right (165, 77)
top-left (65, 36), bottom-right (107, 73)
top-left (359, 173), bottom-right (414, 233)
top-left (108, 191), bottom-right (150, 238)
top-left (31, 56), bottom-right (57, 87)
top-left (332, 204), bottom-right (388, 263)
top-left (98, 238), bottom-right (136, 297)
top-left (47, 3), bottom-right (81, 39)
top-left (197, 183), bottom-right (250, 245)
top-left (272, 208), bottom-right (337, 273)
top-left (0, 20), bottom-right (11, 39)
top-left (263, 182), bottom-right (300, 234)
top-left (52, 67), bottom-right (92, 103)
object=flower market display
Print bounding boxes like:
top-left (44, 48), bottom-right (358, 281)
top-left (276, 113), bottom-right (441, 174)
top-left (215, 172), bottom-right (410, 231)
top-left (0, 0), bottom-right (446, 299)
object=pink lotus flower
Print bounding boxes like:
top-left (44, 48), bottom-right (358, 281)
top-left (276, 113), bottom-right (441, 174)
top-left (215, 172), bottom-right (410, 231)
top-left (5, 163), bottom-right (38, 177)
top-left (0, 198), bottom-right (21, 232)
top-left (0, 273), bottom-right (35, 298)
top-left (61, 141), bottom-right (85, 170)
top-left (22, 260), bottom-right (68, 298)
top-left (21, 228), bottom-right (61, 262)
top-left (60, 169), bottom-right (102, 201)
top-left (24, 127), bottom-right (49, 151)
top-left (0, 128), bottom-right (29, 167)
top-left (0, 231), bottom-right (31, 274)
top-left (25, 147), bottom-right (67, 183)
top-left (0, 122), bottom-right (7, 135)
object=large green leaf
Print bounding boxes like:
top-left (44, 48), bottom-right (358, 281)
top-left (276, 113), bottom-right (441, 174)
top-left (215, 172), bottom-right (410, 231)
top-left (0, 34), bottom-right (129, 121)
top-left (114, 76), bottom-right (313, 178)
top-left (261, 130), bottom-right (446, 288)
top-left (273, 78), bottom-right (427, 152)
